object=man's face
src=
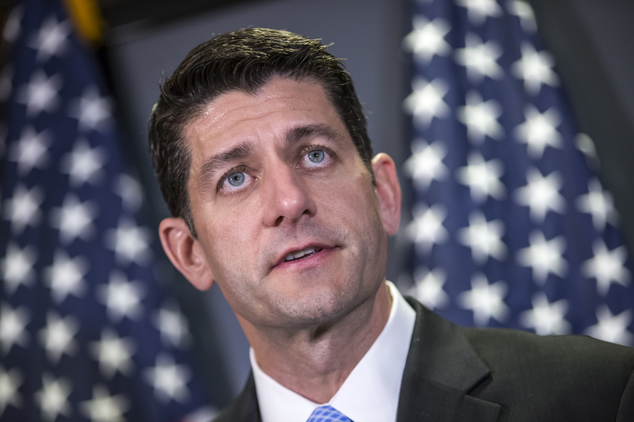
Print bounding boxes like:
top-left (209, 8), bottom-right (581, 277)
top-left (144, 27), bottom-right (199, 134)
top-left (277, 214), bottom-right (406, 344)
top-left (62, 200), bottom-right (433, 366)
top-left (181, 77), bottom-right (392, 329)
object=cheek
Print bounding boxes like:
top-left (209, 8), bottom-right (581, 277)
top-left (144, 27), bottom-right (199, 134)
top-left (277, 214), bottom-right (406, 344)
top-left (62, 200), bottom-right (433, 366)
top-left (197, 196), bottom-right (265, 275)
top-left (316, 169), bottom-right (381, 235)
top-left (204, 213), bottom-right (251, 261)
top-left (196, 185), bottom-right (262, 239)
top-left (336, 166), bottom-right (378, 214)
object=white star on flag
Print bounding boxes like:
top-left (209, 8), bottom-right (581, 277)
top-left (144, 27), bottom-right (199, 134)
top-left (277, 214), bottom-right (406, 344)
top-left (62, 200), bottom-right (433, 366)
top-left (28, 14), bottom-right (70, 61)
top-left (507, 0), bottom-right (537, 33)
top-left (3, 184), bottom-right (44, 235)
top-left (582, 240), bottom-right (630, 296)
top-left (407, 267), bottom-right (449, 310)
top-left (458, 274), bottom-right (509, 326)
top-left (402, 16), bottom-right (451, 64)
top-left (105, 218), bottom-right (152, 265)
top-left (458, 211), bottom-right (507, 264)
top-left (43, 250), bottom-right (89, 304)
top-left (153, 305), bottom-right (191, 349)
top-left (457, 91), bottom-right (504, 144)
top-left (97, 271), bottom-right (145, 322)
top-left (0, 303), bottom-right (30, 354)
top-left (585, 306), bottom-right (633, 346)
top-left (516, 231), bottom-right (567, 284)
top-left (406, 203), bottom-right (449, 254)
top-left (403, 77), bottom-right (450, 128)
top-left (79, 385), bottom-right (129, 422)
top-left (456, 0), bottom-right (503, 25)
top-left (514, 167), bottom-right (566, 223)
top-left (515, 105), bottom-right (563, 159)
top-left (455, 33), bottom-right (503, 83)
top-left (1, 242), bottom-right (37, 295)
top-left (519, 292), bottom-right (571, 335)
top-left (404, 138), bottom-right (448, 190)
top-left (455, 152), bottom-right (505, 203)
top-left (0, 365), bottom-right (23, 415)
top-left (8, 125), bottom-right (51, 175)
top-left (49, 193), bottom-right (98, 244)
top-left (576, 178), bottom-right (618, 231)
top-left (89, 329), bottom-right (136, 379)
top-left (144, 354), bottom-right (192, 404)
top-left (68, 86), bottom-right (112, 133)
top-left (16, 70), bottom-right (62, 117)
top-left (114, 174), bottom-right (143, 212)
top-left (38, 312), bottom-right (79, 364)
top-left (512, 43), bottom-right (559, 95)
top-left (60, 138), bottom-right (108, 187)
top-left (575, 133), bottom-right (600, 169)
top-left (35, 374), bottom-right (72, 422)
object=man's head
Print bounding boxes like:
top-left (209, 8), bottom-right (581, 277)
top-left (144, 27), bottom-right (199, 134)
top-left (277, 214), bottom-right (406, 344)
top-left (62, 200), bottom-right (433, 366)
top-left (149, 28), bottom-right (374, 237)
top-left (151, 29), bottom-right (401, 333)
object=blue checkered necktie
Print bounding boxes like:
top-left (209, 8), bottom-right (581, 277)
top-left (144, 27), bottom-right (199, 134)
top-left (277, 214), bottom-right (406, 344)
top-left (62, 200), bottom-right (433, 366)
top-left (306, 405), bottom-right (353, 422)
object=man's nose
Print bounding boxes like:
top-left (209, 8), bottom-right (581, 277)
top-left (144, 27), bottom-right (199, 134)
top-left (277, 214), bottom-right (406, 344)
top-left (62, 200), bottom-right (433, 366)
top-left (262, 165), bottom-right (316, 227)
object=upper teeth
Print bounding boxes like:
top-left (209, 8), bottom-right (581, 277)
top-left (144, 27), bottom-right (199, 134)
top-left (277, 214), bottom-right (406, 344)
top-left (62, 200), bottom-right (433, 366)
top-left (285, 246), bottom-right (319, 261)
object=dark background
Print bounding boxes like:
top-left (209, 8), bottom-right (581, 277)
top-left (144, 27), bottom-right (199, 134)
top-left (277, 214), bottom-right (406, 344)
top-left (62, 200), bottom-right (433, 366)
top-left (5, 0), bottom-right (630, 407)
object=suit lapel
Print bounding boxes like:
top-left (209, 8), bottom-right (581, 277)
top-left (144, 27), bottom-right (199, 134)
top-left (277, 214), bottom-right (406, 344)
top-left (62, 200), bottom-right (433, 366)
top-left (397, 299), bottom-right (501, 422)
top-left (214, 373), bottom-right (261, 422)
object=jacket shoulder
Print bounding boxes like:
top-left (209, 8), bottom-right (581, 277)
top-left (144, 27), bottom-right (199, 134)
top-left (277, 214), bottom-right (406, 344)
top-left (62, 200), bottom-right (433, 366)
top-left (463, 326), bottom-right (634, 420)
top-left (405, 298), bottom-right (634, 420)
top-left (464, 325), bottom-right (634, 374)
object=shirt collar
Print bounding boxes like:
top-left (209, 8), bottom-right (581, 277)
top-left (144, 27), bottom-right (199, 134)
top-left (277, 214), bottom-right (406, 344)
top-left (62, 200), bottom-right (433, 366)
top-left (251, 281), bottom-right (416, 422)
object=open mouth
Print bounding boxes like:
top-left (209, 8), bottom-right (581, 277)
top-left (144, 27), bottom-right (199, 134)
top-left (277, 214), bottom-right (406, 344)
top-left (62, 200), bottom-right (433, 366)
top-left (283, 246), bottom-right (323, 262)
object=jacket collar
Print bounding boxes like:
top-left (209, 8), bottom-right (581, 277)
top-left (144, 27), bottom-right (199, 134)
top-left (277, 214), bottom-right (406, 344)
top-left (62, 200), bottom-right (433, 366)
top-left (397, 298), bottom-right (501, 422)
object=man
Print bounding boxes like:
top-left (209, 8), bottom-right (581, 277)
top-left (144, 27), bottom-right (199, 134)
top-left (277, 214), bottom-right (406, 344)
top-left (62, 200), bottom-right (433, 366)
top-left (148, 28), bottom-right (634, 422)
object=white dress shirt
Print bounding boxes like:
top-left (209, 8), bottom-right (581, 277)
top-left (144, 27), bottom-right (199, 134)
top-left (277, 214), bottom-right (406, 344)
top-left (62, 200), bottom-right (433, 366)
top-left (251, 281), bottom-right (416, 422)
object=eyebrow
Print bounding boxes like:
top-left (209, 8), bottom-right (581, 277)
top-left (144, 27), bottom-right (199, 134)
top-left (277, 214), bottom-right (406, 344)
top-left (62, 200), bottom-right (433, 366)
top-left (285, 124), bottom-right (344, 147)
top-left (196, 123), bottom-right (344, 190)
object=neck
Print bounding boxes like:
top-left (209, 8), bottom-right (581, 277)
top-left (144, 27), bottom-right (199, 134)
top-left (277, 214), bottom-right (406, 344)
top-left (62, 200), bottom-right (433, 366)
top-left (240, 282), bottom-right (392, 404)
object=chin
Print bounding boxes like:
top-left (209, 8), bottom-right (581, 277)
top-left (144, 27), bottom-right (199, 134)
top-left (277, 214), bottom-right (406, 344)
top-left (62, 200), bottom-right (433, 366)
top-left (270, 278), bottom-right (373, 328)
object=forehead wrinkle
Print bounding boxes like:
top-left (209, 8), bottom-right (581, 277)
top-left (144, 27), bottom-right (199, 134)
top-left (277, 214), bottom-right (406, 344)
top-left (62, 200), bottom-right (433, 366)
top-left (197, 141), bottom-right (255, 193)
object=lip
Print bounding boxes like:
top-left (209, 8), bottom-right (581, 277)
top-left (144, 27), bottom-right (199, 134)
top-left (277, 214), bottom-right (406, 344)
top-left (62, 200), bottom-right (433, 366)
top-left (272, 242), bottom-right (334, 269)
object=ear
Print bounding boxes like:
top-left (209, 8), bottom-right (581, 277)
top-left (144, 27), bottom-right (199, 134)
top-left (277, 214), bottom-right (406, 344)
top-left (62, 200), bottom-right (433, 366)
top-left (371, 153), bottom-right (401, 236)
top-left (158, 217), bottom-right (215, 291)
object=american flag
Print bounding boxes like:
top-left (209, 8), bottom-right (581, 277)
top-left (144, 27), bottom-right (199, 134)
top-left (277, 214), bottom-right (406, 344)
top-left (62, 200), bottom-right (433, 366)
top-left (400, 0), bottom-right (634, 345)
top-left (0, 0), bottom-right (214, 420)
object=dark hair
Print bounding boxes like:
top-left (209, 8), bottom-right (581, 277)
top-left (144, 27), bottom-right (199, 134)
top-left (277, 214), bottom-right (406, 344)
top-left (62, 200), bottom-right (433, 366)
top-left (148, 28), bottom-right (374, 237)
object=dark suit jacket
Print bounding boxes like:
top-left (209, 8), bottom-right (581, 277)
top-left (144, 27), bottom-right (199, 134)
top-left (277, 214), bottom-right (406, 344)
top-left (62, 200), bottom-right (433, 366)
top-left (214, 298), bottom-right (634, 421)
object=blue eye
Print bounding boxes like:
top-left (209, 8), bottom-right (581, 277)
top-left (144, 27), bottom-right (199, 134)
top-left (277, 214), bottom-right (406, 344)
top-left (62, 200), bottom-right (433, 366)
top-left (307, 150), bottom-right (325, 163)
top-left (218, 166), bottom-right (254, 194)
top-left (227, 172), bottom-right (245, 186)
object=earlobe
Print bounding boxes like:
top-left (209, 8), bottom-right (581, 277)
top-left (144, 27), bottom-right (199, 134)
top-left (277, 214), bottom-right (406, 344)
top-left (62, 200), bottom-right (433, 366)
top-left (371, 153), bottom-right (402, 236)
top-left (158, 217), bottom-right (215, 291)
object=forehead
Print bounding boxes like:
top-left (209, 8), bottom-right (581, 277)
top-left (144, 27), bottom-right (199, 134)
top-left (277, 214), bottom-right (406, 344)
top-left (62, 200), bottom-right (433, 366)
top-left (184, 77), bottom-right (344, 154)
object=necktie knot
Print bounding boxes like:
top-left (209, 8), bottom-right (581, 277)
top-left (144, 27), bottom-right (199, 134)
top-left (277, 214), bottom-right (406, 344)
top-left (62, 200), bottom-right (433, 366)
top-left (306, 405), bottom-right (352, 422)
